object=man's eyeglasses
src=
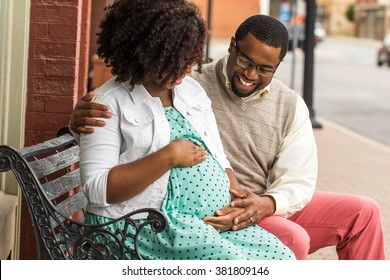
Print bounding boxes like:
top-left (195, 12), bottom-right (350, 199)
top-left (234, 39), bottom-right (278, 77)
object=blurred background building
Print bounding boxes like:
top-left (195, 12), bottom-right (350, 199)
top-left (355, 0), bottom-right (390, 39)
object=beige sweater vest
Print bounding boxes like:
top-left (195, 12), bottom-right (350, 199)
top-left (191, 59), bottom-right (297, 194)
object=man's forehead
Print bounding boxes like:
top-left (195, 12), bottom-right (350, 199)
top-left (237, 35), bottom-right (281, 63)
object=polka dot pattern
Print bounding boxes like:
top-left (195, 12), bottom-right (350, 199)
top-left (86, 107), bottom-right (295, 260)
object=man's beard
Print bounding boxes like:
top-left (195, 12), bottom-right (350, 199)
top-left (231, 73), bottom-right (261, 98)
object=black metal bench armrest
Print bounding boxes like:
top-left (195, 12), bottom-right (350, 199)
top-left (0, 133), bottom-right (167, 260)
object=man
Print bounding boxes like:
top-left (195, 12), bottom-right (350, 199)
top-left (70, 15), bottom-right (386, 259)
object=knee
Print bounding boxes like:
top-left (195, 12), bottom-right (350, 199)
top-left (361, 196), bottom-right (380, 211)
top-left (281, 227), bottom-right (310, 260)
top-left (356, 196), bottom-right (382, 221)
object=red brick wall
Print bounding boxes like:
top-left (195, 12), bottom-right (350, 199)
top-left (21, 0), bottom-right (91, 259)
top-left (26, 0), bottom-right (89, 146)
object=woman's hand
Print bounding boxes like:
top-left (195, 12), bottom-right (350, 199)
top-left (168, 138), bottom-right (207, 167)
top-left (203, 206), bottom-right (245, 233)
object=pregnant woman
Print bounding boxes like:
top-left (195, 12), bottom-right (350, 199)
top-left (79, 0), bottom-right (294, 260)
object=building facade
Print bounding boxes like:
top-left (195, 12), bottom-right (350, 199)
top-left (268, 0), bottom-right (356, 36)
top-left (355, 0), bottom-right (390, 39)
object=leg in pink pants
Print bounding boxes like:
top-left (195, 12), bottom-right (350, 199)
top-left (258, 191), bottom-right (386, 260)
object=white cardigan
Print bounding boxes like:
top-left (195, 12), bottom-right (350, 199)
top-left (79, 76), bottom-right (231, 219)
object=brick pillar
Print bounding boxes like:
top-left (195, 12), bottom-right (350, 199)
top-left (78, 0), bottom-right (91, 100)
top-left (88, 0), bottom-right (112, 91)
top-left (21, 0), bottom-right (91, 259)
top-left (89, 0), bottom-right (112, 58)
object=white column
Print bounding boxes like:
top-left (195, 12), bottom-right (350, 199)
top-left (0, 0), bottom-right (31, 260)
top-left (260, 0), bottom-right (270, 15)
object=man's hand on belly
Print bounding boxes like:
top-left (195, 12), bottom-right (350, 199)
top-left (228, 189), bottom-right (276, 230)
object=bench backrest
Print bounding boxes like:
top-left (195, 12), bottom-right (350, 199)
top-left (0, 133), bottom-right (167, 259)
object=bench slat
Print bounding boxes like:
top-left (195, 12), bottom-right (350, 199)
top-left (18, 134), bottom-right (75, 158)
top-left (29, 145), bottom-right (79, 178)
top-left (42, 169), bottom-right (81, 200)
top-left (55, 191), bottom-right (88, 219)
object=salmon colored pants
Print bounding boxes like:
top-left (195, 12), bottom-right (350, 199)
top-left (258, 191), bottom-right (386, 260)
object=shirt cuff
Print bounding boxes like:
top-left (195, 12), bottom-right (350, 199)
top-left (267, 193), bottom-right (289, 217)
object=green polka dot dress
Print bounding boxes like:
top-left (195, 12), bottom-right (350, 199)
top-left (86, 107), bottom-right (295, 260)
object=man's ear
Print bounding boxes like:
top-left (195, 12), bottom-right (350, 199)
top-left (228, 36), bottom-right (235, 54)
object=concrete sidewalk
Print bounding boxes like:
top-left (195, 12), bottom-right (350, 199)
top-left (306, 117), bottom-right (390, 260)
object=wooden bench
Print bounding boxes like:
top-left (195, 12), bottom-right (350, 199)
top-left (0, 131), bottom-right (167, 260)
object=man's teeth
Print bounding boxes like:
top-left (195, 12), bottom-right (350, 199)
top-left (239, 76), bottom-right (254, 87)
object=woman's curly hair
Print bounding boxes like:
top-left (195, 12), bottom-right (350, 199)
top-left (97, 0), bottom-right (207, 89)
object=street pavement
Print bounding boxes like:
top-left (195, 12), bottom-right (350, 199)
top-left (307, 117), bottom-right (390, 260)
top-left (209, 40), bottom-right (390, 260)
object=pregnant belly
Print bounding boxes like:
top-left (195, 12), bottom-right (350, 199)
top-left (164, 155), bottom-right (231, 218)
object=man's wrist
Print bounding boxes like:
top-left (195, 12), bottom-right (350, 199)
top-left (260, 194), bottom-right (276, 215)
